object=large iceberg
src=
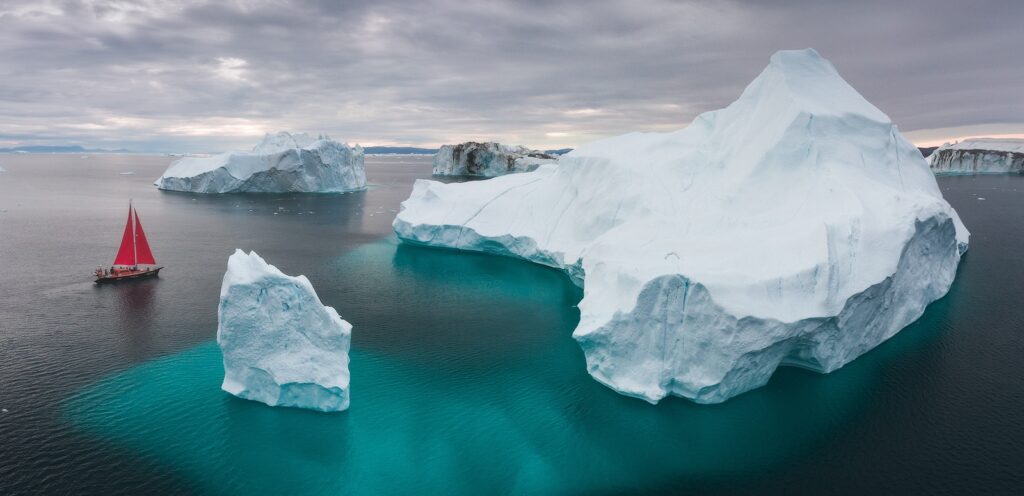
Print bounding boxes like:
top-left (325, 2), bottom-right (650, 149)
top-left (927, 138), bottom-right (1024, 174)
top-left (218, 250), bottom-right (351, 412)
top-left (394, 49), bottom-right (969, 404)
top-left (155, 132), bottom-right (366, 193)
top-left (433, 142), bottom-right (557, 176)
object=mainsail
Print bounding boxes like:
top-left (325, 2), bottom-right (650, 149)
top-left (133, 208), bottom-right (156, 265)
top-left (112, 204), bottom-right (156, 266)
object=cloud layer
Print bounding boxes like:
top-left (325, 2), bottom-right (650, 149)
top-left (0, 0), bottom-right (1021, 151)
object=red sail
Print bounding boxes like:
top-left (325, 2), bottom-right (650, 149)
top-left (133, 208), bottom-right (156, 265)
top-left (113, 206), bottom-right (136, 266)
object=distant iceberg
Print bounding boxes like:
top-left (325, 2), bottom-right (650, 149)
top-left (394, 49), bottom-right (968, 404)
top-left (927, 138), bottom-right (1024, 175)
top-left (154, 132), bottom-right (366, 193)
top-left (433, 142), bottom-right (556, 176)
top-left (218, 250), bottom-right (351, 412)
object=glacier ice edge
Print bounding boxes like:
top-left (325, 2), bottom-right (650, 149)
top-left (393, 212), bottom-right (960, 404)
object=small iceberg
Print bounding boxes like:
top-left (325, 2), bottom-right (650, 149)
top-left (928, 138), bottom-right (1024, 174)
top-left (218, 250), bottom-right (352, 412)
top-left (154, 132), bottom-right (366, 193)
top-left (433, 142), bottom-right (556, 177)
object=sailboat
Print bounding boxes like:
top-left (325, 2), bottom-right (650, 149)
top-left (95, 202), bottom-right (163, 283)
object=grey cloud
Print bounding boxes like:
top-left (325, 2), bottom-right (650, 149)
top-left (0, 0), bottom-right (1020, 152)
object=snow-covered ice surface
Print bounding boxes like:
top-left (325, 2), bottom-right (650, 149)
top-left (154, 132), bottom-right (366, 193)
top-left (394, 49), bottom-right (969, 404)
top-left (217, 250), bottom-right (351, 412)
top-left (927, 138), bottom-right (1024, 175)
top-left (433, 142), bottom-right (557, 176)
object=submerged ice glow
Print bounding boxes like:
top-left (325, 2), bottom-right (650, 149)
top-left (394, 49), bottom-right (969, 404)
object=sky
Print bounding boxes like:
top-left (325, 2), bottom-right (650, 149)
top-left (0, 0), bottom-right (1021, 152)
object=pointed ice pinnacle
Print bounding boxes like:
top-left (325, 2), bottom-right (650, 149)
top-left (218, 250), bottom-right (352, 412)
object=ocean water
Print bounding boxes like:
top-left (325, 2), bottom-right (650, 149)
top-left (0, 155), bottom-right (1022, 494)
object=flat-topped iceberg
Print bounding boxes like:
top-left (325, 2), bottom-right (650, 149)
top-left (394, 49), bottom-right (969, 404)
top-left (927, 138), bottom-right (1024, 175)
top-left (433, 142), bottom-right (556, 176)
top-left (218, 250), bottom-right (351, 412)
top-left (155, 132), bottom-right (366, 193)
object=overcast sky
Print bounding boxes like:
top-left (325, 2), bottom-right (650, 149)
top-left (0, 0), bottom-right (1021, 152)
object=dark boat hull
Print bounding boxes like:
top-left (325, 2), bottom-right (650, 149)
top-left (95, 267), bottom-right (162, 284)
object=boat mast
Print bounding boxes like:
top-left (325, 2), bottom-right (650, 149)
top-left (131, 200), bottom-right (137, 267)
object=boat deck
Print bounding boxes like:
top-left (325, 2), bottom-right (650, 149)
top-left (95, 267), bottom-right (162, 283)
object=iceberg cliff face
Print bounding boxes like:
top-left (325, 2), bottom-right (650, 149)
top-left (394, 49), bottom-right (969, 404)
top-left (218, 250), bottom-right (351, 412)
top-left (154, 132), bottom-right (366, 193)
top-left (927, 138), bottom-right (1024, 175)
top-left (432, 142), bottom-right (556, 176)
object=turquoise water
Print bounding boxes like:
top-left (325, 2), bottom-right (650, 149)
top-left (64, 240), bottom-right (951, 494)
top-left (2, 155), bottom-right (1022, 494)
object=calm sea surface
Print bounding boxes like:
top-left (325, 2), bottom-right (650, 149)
top-left (0, 154), bottom-right (1022, 495)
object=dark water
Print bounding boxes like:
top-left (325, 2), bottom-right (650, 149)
top-left (0, 156), bottom-right (1022, 494)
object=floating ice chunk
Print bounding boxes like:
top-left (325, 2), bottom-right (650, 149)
top-left (432, 142), bottom-right (557, 177)
top-left (217, 250), bottom-right (351, 412)
top-left (928, 138), bottom-right (1024, 175)
top-left (394, 48), bottom-right (969, 404)
top-left (154, 132), bottom-right (366, 193)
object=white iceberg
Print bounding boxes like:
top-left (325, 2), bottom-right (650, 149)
top-left (154, 132), bottom-right (366, 193)
top-left (394, 49), bottom-right (969, 404)
top-left (927, 138), bottom-right (1024, 174)
top-left (433, 142), bottom-right (557, 176)
top-left (217, 249), bottom-right (351, 412)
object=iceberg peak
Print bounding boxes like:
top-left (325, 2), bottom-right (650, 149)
top-left (737, 48), bottom-right (890, 124)
top-left (251, 131), bottom-right (344, 155)
top-left (393, 49), bottom-right (968, 404)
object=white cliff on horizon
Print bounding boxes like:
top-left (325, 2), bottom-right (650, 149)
top-left (432, 142), bottom-right (556, 177)
top-left (154, 132), bottom-right (366, 193)
top-left (927, 138), bottom-right (1024, 175)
